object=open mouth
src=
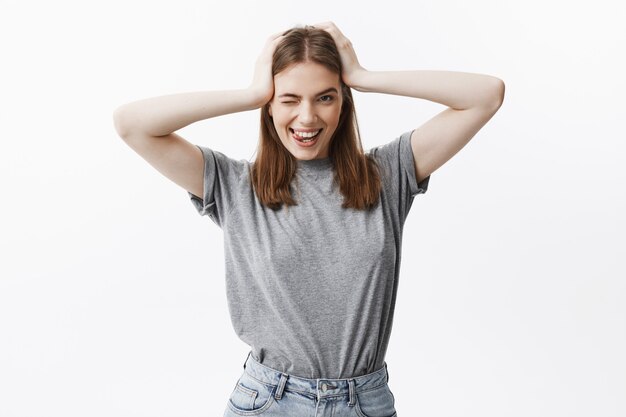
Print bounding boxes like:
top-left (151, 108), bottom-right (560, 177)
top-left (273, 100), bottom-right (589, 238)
top-left (290, 128), bottom-right (322, 143)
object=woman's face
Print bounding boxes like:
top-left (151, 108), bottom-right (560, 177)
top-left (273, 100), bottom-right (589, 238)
top-left (269, 61), bottom-right (343, 160)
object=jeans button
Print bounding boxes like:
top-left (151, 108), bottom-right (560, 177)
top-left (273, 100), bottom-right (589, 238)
top-left (321, 383), bottom-right (328, 392)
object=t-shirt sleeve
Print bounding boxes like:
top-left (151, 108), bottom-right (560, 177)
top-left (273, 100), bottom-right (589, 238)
top-left (187, 145), bottom-right (244, 228)
top-left (367, 130), bottom-right (430, 221)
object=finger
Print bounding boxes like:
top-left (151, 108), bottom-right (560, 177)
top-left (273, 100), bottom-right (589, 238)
top-left (314, 21), bottom-right (342, 34)
top-left (312, 21), bottom-right (333, 27)
top-left (312, 22), bottom-right (347, 41)
top-left (268, 30), bottom-right (287, 41)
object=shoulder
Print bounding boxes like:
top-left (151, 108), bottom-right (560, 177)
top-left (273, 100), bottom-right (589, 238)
top-left (196, 145), bottom-right (252, 184)
top-left (365, 131), bottom-right (412, 175)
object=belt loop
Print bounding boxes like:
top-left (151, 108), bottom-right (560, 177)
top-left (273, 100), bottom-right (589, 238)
top-left (275, 373), bottom-right (289, 400)
top-left (384, 362), bottom-right (389, 383)
top-left (243, 351), bottom-right (251, 370)
top-left (347, 379), bottom-right (356, 406)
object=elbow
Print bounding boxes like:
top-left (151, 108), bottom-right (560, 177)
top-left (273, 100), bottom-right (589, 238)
top-left (479, 78), bottom-right (505, 112)
top-left (489, 78), bottom-right (505, 110)
top-left (112, 106), bottom-right (133, 139)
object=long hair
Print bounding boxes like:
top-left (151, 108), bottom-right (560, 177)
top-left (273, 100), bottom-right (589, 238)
top-left (250, 25), bottom-right (382, 211)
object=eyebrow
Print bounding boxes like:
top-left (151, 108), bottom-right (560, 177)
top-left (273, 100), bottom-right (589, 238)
top-left (277, 87), bottom-right (338, 99)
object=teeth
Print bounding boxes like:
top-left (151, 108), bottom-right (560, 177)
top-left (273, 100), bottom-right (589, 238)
top-left (292, 129), bottom-right (321, 138)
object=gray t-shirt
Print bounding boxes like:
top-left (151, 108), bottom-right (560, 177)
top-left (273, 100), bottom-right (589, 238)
top-left (188, 130), bottom-right (430, 379)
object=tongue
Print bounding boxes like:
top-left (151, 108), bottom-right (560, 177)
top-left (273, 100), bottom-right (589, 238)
top-left (295, 131), bottom-right (319, 141)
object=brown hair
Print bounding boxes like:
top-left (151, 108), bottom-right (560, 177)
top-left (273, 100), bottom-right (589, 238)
top-left (250, 25), bottom-right (382, 211)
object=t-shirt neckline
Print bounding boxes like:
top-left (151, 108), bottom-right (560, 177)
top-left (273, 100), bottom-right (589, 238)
top-left (296, 157), bottom-right (333, 170)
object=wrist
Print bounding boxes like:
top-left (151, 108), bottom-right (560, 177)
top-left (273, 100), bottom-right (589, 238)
top-left (247, 87), bottom-right (274, 109)
top-left (346, 68), bottom-right (370, 92)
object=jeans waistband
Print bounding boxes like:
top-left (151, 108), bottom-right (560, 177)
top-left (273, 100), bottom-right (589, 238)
top-left (241, 351), bottom-right (390, 403)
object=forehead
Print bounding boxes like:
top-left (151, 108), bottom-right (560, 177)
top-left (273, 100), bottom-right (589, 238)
top-left (274, 62), bottom-right (340, 94)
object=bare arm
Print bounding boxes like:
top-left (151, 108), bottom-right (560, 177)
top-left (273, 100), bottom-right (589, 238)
top-left (350, 70), bottom-right (504, 184)
top-left (113, 28), bottom-right (288, 137)
top-left (112, 89), bottom-right (267, 200)
top-left (112, 88), bottom-right (264, 138)
top-left (111, 31), bottom-right (287, 199)
top-left (350, 69), bottom-right (504, 111)
top-left (314, 21), bottom-right (505, 185)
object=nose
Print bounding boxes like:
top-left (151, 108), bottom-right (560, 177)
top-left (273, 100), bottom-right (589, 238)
top-left (298, 101), bottom-right (317, 124)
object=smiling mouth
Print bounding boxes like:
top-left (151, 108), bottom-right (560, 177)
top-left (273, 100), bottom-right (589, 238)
top-left (290, 128), bottom-right (323, 142)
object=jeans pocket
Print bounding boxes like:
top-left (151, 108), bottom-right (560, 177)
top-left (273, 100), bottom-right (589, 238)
top-left (354, 383), bottom-right (397, 417)
top-left (227, 371), bottom-right (277, 416)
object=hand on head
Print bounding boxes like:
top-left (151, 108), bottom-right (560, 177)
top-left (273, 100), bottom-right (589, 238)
top-left (248, 22), bottom-right (366, 108)
top-left (248, 30), bottom-right (287, 107)
top-left (309, 22), bottom-right (366, 87)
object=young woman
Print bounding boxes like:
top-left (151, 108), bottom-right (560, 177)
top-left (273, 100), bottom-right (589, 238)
top-left (114, 21), bottom-right (504, 417)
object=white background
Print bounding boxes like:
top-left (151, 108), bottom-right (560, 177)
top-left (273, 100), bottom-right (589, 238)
top-left (1, 0), bottom-right (624, 416)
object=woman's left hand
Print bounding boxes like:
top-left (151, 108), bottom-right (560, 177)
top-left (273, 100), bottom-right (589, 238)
top-left (312, 21), bottom-right (366, 88)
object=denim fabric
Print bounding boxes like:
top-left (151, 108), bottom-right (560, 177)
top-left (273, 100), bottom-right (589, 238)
top-left (223, 351), bottom-right (397, 417)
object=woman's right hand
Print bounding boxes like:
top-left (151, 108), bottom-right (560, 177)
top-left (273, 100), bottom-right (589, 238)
top-left (247, 30), bottom-right (286, 108)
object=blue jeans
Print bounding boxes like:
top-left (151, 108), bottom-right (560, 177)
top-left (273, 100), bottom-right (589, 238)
top-left (223, 351), bottom-right (397, 417)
